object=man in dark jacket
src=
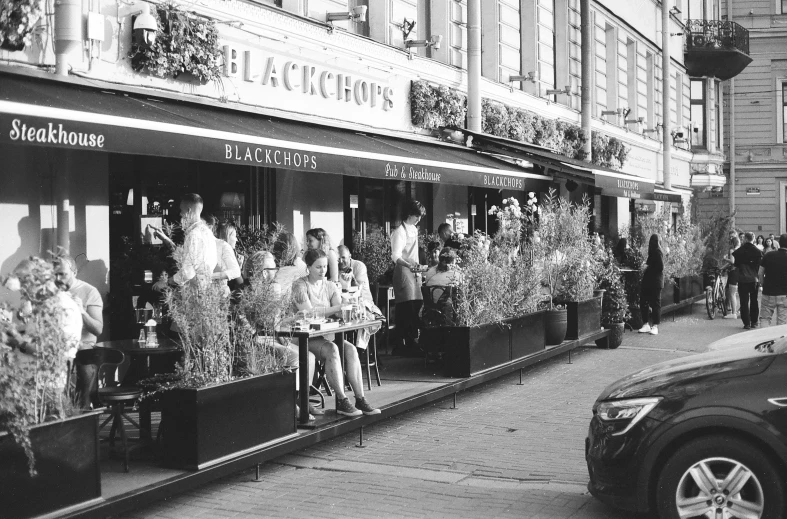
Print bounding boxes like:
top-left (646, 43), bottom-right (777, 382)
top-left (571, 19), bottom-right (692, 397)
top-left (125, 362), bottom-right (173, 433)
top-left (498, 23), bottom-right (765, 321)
top-left (733, 232), bottom-right (763, 329)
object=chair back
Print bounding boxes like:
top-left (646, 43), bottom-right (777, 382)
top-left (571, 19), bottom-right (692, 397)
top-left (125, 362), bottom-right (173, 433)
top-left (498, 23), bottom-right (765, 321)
top-left (74, 347), bottom-right (126, 390)
top-left (421, 285), bottom-right (456, 327)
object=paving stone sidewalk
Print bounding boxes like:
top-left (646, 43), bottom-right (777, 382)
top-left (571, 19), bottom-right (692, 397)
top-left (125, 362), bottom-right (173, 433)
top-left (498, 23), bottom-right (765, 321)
top-left (119, 303), bottom-right (747, 519)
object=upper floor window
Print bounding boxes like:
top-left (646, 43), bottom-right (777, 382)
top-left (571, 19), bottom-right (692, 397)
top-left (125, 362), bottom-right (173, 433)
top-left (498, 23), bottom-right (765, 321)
top-left (690, 79), bottom-right (706, 148)
top-left (687, 0), bottom-right (705, 18)
top-left (783, 0), bottom-right (787, 15)
top-left (781, 81), bottom-right (787, 143)
top-left (536, 0), bottom-right (556, 97)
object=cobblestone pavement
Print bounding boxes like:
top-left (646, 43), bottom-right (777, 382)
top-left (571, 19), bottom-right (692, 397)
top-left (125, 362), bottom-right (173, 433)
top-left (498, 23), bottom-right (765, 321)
top-left (118, 303), bottom-right (747, 519)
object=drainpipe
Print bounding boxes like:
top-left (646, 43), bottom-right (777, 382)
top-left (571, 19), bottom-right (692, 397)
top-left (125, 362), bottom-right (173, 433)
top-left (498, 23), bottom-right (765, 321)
top-left (54, 0), bottom-right (83, 76)
top-left (467, 0), bottom-right (481, 132)
top-left (662, 0), bottom-right (671, 190)
top-left (580, 0), bottom-right (592, 161)
top-left (728, 0), bottom-right (735, 225)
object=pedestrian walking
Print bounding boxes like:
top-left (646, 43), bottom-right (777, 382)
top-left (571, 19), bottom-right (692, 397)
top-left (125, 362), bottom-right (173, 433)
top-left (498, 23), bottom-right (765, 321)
top-left (638, 234), bottom-right (663, 336)
top-left (755, 235), bottom-right (765, 251)
top-left (732, 232), bottom-right (763, 329)
top-left (758, 234), bottom-right (787, 327)
top-left (724, 235), bottom-right (741, 319)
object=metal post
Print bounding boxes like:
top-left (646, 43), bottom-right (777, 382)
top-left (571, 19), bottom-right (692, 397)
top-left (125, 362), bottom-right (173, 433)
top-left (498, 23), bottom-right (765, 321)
top-left (728, 0), bottom-right (736, 225)
top-left (467, 0), bottom-right (482, 132)
top-left (662, 0), bottom-right (672, 190)
top-left (568, 349), bottom-right (573, 364)
top-left (453, 392), bottom-right (457, 409)
top-left (255, 464), bottom-right (261, 481)
top-left (356, 426), bottom-right (366, 448)
top-left (517, 368), bottom-right (524, 385)
top-left (580, 0), bottom-right (592, 161)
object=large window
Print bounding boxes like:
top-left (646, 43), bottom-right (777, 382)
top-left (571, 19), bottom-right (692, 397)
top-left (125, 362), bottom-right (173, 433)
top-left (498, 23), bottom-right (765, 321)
top-left (690, 80), bottom-right (705, 148)
top-left (688, 0), bottom-right (704, 18)
top-left (536, 0), bottom-right (556, 97)
top-left (783, 0), bottom-right (787, 15)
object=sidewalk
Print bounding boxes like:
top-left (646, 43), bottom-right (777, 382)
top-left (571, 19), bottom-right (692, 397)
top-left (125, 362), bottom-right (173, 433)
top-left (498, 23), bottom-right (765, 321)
top-left (119, 302), bottom-right (747, 519)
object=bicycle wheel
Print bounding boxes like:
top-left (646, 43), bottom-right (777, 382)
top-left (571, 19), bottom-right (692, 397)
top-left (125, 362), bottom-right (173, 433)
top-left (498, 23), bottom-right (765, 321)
top-left (717, 277), bottom-right (728, 317)
top-left (705, 284), bottom-right (716, 319)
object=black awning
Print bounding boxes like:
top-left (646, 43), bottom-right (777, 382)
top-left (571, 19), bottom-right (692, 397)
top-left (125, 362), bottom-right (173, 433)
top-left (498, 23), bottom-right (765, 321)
top-left (0, 73), bottom-right (551, 192)
top-left (453, 127), bottom-right (655, 199)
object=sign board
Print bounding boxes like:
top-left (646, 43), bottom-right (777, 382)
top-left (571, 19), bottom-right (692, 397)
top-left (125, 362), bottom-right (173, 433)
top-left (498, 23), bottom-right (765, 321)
top-left (594, 172), bottom-right (654, 199)
top-left (746, 188), bottom-right (761, 196)
top-left (349, 195), bottom-right (359, 208)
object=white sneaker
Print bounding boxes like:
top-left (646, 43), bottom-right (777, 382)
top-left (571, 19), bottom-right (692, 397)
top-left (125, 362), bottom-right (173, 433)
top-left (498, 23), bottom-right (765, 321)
top-left (724, 314), bottom-right (738, 320)
top-left (649, 325), bottom-right (659, 335)
top-left (638, 324), bottom-right (651, 333)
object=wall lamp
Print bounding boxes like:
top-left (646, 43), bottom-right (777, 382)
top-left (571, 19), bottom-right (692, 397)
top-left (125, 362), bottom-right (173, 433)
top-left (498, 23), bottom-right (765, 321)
top-left (601, 108), bottom-right (623, 116)
top-left (669, 5), bottom-right (681, 15)
top-left (405, 34), bottom-right (442, 58)
top-left (625, 116), bottom-right (645, 125)
top-left (392, 18), bottom-right (416, 39)
top-left (508, 71), bottom-right (537, 92)
top-left (327, 6), bottom-right (367, 25)
top-left (643, 122), bottom-right (663, 135)
top-left (671, 129), bottom-right (689, 146)
top-left (119, 1), bottom-right (159, 50)
top-left (546, 86), bottom-right (572, 96)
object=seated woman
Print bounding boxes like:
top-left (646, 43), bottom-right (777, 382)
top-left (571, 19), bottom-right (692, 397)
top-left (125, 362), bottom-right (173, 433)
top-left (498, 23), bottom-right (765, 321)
top-left (291, 249), bottom-right (380, 417)
top-left (273, 232), bottom-right (308, 291)
top-left (305, 228), bottom-right (339, 283)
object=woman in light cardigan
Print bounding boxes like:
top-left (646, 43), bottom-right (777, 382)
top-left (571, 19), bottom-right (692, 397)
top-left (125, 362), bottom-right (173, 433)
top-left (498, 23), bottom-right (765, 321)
top-left (390, 199), bottom-right (426, 351)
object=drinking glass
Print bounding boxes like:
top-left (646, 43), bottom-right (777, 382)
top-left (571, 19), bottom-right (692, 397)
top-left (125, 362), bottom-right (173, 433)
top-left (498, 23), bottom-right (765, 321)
top-left (341, 305), bottom-right (353, 322)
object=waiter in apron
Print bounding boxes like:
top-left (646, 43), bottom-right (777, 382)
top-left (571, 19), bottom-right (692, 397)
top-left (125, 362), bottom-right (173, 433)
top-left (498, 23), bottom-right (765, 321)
top-left (391, 199), bottom-right (427, 352)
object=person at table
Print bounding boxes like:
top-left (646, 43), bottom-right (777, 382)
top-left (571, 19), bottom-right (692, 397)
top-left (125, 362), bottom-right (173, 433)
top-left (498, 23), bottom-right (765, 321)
top-left (154, 193), bottom-right (217, 289)
top-left (438, 223), bottom-right (462, 250)
top-left (391, 199), bottom-right (426, 352)
top-left (291, 249), bottom-right (380, 417)
top-left (424, 248), bottom-right (461, 326)
top-left (305, 228), bottom-right (339, 283)
top-left (273, 232), bottom-right (308, 291)
top-left (217, 219), bottom-right (243, 271)
top-left (53, 255), bottom-right (103, 409)
top-left (204, 214), bottom-right (242, 294)
top-left (337, 245), bottom-right (373, 305)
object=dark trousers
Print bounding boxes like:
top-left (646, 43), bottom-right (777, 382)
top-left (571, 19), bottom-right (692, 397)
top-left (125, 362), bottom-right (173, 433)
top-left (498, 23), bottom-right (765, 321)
top-left (395, 300), bottom-right (423, 347)
top-left (738, 282), bottom-right (760, 326)
top-left (640, 285), bottom-right (662, 326)
top-left (75, 364), bottom-right (98, 410)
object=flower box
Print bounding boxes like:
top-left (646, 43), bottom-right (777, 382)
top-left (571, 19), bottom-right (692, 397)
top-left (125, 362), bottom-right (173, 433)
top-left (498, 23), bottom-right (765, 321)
top-left (561, 295), bottom-right (602, 340)
top-left (509, 311), bottom-right (546, 359)
top-left (443, 322), bottom-right (511, 378)
top-left (160, 371), bottom-right (297, 470)
top-left (0, 412), bottom-right (102, 519)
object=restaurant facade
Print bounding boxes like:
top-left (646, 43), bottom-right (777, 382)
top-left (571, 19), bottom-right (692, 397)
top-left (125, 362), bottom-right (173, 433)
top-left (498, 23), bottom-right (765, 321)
top-left (0, 0), bottom-right (728, 338)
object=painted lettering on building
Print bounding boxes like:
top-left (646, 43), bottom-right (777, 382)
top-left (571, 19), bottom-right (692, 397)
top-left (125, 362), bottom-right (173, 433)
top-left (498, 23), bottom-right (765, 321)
top-left (224, 144), bottom-right (317, 168)
top-left (223, 46), bottom-right (394, 111)
top-left (8, 118), bottom-right (105, 148)
top-left (484, 174), bottom-right (524, 190)
top-left (385, 163), bottom-right (442, 182)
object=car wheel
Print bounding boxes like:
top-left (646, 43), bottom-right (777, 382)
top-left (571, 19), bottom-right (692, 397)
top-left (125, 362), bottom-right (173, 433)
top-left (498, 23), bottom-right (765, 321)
top-left (656, 435), bottom-right (785, 519)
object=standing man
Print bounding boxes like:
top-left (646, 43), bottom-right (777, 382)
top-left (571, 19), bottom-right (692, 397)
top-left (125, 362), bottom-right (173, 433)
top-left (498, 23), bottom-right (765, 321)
top-left (732, 232), bottom-right (763, 330)
top-left (54, 255), bottom-right (103, 409)
top-left (155, 193), bottom-right (217, 289)
top-left (337, 245), bottom-right (373, 304)
top-left (758, 234), bottom-right (787, 327)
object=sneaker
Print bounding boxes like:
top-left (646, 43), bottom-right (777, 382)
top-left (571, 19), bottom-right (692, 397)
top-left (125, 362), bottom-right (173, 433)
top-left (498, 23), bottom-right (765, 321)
top-left (638, 324), bottom-right (651, 333)
top-left (295, 404), bottom-right (314, 422)
top-left (308, 405), bottom-right (325, 416)
top-left (649, 325), bottom-right (659, 335)
top-left (355, 397), bottom-right (381, 416)
top-left (743, 325), bottom-right (752, 330)
top-left (752, 322), bottom-right (760, 328)
top-left (724, 314), bottom-right (738, 320)
top-left (336, 397), bottom-right (362, 417)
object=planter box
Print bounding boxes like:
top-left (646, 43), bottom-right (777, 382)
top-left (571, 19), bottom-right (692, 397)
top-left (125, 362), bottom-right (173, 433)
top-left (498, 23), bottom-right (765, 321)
top-left (160, 371), bottom-right (297, 470)
top-left (562, 295), bottom-right (602, 340)
top-left (443, 322), bottom-right (511, 378)
top-left (661, 282), bottom-right (676, 308)
top-left (509, 310), bottom-right (546, 359)
top-left (0, 412), bottom-right (101, 519)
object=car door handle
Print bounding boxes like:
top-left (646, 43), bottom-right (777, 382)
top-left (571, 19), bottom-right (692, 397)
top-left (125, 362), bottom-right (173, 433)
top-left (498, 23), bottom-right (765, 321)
top-left (767, 398), bottom-right (787, 407)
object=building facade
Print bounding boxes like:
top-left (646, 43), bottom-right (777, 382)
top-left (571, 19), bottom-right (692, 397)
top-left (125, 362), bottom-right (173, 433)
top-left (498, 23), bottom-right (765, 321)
top-left (0, 0), bottom-right (745, 338)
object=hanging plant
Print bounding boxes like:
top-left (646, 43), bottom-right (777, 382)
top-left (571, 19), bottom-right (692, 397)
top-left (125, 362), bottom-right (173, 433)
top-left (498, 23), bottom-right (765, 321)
top-left (409, 80), bottom-right (631, 168)
top-left (0, 0), bottom-right (43, 51)
top-left (130, 3), bottom-right (223, 84)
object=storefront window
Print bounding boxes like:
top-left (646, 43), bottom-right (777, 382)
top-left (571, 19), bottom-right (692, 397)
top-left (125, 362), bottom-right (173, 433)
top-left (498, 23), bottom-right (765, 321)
top-left (690, 79), bottom-right (706, 148)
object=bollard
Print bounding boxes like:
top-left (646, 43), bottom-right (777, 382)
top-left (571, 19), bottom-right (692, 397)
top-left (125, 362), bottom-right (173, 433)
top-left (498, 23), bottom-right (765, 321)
top-left (517, 368), bottom-right (524, 385)
top-left (356, 426), bottom-right (366, 448)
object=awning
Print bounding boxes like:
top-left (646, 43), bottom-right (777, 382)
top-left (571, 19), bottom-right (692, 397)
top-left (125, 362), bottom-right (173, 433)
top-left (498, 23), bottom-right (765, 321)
top-left (641, 187), bottom-right (684, 203)
top-left (454, 127), bottom-right (655, 199)
top-left (0, 73), bottom-right (551, 192)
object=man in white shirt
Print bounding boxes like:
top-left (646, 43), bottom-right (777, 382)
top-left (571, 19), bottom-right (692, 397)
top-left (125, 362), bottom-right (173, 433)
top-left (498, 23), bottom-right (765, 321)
top-left (337, 245), bottom-right (374, 304)
top-left (168, 193), bottom-right (218, 287)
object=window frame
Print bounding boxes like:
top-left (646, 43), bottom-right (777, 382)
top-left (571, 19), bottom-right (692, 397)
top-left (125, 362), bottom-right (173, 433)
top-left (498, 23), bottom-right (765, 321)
top-left (778, 78), bottom-right (787, 144)
top-left (690, 79), bottom-right (707, 149)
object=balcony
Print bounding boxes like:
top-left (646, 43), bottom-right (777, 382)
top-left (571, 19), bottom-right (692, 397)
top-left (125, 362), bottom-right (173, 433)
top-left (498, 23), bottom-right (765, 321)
top-left (684, 20), bottom-right (752, 80)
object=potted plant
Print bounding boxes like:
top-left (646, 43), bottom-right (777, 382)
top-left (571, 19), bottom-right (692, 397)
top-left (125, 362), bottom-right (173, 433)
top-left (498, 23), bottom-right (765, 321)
top-left (595, 248), bottom-right (630, 349)
top-left (146, 235), bottom-right (296, 470)
top-left (352, 229), bottom-right (394, 304)
top-left (536, 191), bottom-right (601, 342)
top-left (0, 257), bottom-right (102, 519)
top-left (0, 0), bottom-right (43, 51)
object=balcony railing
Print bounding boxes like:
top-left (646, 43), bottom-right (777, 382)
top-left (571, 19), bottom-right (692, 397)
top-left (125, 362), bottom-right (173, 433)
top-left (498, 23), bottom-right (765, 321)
top-left (685, 19), bottom-right (749, 54)
top-left (684, 20), bottom-right (751, 80)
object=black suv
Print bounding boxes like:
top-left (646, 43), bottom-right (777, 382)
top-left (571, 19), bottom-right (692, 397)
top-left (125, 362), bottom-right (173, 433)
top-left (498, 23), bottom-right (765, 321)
top-left (586, 334), bottom-right (787, 518)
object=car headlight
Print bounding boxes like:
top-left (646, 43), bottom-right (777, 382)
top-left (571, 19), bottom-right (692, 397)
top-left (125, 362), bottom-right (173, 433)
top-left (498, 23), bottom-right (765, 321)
top-left (595, 397), bottom-right (662, 436)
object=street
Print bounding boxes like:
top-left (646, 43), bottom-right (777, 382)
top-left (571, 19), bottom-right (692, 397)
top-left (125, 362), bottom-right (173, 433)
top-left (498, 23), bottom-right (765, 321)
top-left (119, 304), bottom-right (745, 519)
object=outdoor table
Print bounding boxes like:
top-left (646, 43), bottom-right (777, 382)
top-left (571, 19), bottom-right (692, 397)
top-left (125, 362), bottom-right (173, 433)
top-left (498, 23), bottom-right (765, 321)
top-left (96, 339), bottom-right (182, 443)
top-left (277, 319), bottom-right (384, 425)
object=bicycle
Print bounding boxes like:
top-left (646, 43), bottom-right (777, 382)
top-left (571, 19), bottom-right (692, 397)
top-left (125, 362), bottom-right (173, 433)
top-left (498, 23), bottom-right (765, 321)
top-left (704, 266), bottom-right (729, 320)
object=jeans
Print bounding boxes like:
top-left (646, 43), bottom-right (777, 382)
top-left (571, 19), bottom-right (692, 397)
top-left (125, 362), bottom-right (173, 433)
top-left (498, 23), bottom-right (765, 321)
top-left (738, 282), bottom-right (759, 326)
top-left (75, 364), bottom-right (97, 410)
top-left (760, 294), bottom-right (787, 327)
top-left (640, 285), bottom-right (662, 326)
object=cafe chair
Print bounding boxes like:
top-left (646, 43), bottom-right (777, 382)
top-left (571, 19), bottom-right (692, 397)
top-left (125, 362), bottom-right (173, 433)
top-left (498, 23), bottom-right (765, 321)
top-left (75, 347), bottom-right (142, 473)
top-left (420, 285), bottom-right (457, 367)
top-left (359, 332), bottom-right (382, 390)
